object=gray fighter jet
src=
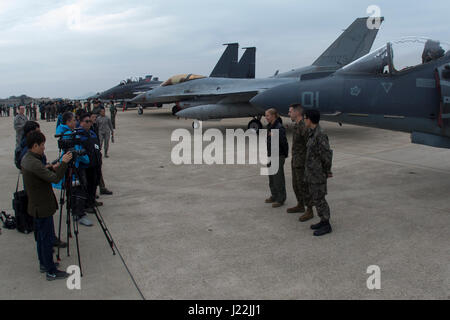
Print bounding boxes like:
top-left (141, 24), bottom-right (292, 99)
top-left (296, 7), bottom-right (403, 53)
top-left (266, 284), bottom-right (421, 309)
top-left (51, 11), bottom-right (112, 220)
top-left (250, 38), bottom-right (450, 149)
top-left (92, 42), bottom-right (256, 113)
top-left (92, 75), bottom-right (163, 110)
top-left (131, 17), bottom-right (383, 129)
top-left (133, 43), bottom-right (256, 114)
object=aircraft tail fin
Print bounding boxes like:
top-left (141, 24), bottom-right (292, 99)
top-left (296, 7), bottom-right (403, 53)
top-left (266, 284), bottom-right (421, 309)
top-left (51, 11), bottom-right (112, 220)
top-left (210, 43), bottom-right (239, 78)
top-left (312, 17), bottom-right (384, 67)
top-left (231, 47), bottom-right (256, 78)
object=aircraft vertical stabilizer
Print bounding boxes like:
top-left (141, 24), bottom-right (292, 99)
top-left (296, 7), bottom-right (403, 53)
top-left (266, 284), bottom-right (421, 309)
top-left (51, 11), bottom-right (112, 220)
top-left (210, 43), bottom-right (239, 78)
top-left (312, 17), bottom-right (384, 67)
top-left (232, 47), bottom-right (256, 79)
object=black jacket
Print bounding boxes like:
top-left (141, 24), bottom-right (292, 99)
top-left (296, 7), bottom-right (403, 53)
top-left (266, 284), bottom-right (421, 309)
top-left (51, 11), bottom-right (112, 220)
top-left (267, 117), bottom-right (289, 158)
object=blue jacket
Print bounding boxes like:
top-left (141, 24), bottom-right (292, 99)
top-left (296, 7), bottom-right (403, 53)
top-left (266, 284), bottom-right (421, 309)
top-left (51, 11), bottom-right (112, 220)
top-left (53, 124), bottom-right (89, 189)
top-left (55, 124), bottom-right (89, 168)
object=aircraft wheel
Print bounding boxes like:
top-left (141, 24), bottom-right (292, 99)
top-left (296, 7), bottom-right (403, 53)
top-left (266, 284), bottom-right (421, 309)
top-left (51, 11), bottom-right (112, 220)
top-left (192, 120), bottom-right (201, 129)
top-left (138, 106), bottom-right (143, 115)
top-left (157, 103), bottom-right (163, 108)
top-left (172, 105), bottom-right (179, 116)
top-left (248, 119), bottom-right (263, 132)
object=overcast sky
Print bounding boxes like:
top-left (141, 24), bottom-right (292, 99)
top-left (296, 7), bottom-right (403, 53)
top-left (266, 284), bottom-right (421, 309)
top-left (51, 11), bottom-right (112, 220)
top-left (1, 0), bottom-right (449, 98)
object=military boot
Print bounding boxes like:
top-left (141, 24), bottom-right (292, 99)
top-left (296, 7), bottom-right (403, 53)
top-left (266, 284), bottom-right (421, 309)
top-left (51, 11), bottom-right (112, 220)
top-left (313, 221), bottom-right (332, 236)
top-left (272, 202), bottom-right (284, 208)
top-left (299, 207), bottom-right (314, 222)
top-left (265, 196), bottom-right (275, 203)
top-left (287, 205), bottom-right (305, 214)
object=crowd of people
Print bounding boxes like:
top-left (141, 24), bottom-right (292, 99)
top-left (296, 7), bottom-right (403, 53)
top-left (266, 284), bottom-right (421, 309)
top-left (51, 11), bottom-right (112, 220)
top-left (11, 98), bottom-right (333, 282)
top-left (13, 99), bottom-right (117, 281)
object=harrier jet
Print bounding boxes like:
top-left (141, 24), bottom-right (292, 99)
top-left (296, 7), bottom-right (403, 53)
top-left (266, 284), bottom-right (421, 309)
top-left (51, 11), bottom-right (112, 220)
top-left (250, 38), bottom-right (450, 149)
top-left (131, 17), bottom-right (384, 129)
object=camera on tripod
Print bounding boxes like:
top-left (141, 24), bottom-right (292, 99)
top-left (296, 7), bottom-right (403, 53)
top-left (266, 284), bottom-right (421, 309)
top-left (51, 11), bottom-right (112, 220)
top-left (56, 130), bottom-right (87, 163)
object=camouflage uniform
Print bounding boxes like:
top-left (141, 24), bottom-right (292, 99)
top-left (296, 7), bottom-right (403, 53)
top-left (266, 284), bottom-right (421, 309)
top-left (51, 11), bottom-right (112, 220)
top-left (304, 125), bottom-right (333, 222)
top-left (291, 120), bottom-right (308, 207)
top-left (109, 104), bottom-right (117, 129)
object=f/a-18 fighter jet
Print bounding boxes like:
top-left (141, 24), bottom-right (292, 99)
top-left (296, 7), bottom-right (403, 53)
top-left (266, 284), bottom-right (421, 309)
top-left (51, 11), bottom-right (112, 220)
top-left (250, 38), bottom-right (450, 149)
top-left (131, 17), bottom-right (384, 129)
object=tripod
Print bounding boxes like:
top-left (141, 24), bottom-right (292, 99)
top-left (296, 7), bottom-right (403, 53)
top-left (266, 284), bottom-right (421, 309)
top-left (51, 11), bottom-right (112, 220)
top-left (56, 160), bottom-right (116, 277)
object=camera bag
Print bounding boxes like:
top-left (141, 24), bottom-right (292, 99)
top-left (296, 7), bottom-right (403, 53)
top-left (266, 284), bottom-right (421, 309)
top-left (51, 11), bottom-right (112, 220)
top-left (12, 172), bottom-right (34, 234)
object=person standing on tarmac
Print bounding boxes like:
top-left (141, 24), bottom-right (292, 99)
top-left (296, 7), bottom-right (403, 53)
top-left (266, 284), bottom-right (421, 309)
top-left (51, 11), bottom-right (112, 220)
top-left (264, 108), bottom-right (289, 208)
top-left (109, 101), bottom-right (117, 129)
top-left (303, 109), bottom-right (333, 236)
top-left (96, 108), bottom-right (114, 158)
top-left (287, 104), bottom-right (314, 221)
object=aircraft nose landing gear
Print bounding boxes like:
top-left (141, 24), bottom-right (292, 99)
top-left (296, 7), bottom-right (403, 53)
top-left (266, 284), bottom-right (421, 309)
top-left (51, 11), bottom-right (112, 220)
top-left (138, 105), bottom-right (143, 115)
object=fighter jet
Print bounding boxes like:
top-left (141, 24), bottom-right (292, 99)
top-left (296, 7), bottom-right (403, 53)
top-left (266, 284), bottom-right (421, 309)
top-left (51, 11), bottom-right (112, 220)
top-left (250, 38), bottom-right (450, 149)
top-left (91, 75), bottom-right (163, 110)
top-left (130, 43), bottom-right (256, 114)
top-left (131, 17), bottom-right (383, 129)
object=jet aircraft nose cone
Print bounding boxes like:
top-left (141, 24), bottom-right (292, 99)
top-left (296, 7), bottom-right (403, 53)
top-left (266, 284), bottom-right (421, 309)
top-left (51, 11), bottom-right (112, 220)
top-left (250, 90), bottom-right (279, 110)
top-left (131, 93), bottom-right (147, 104)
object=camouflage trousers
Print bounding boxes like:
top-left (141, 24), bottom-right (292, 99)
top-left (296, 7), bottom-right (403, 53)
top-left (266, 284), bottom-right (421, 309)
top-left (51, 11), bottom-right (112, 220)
top-left (292, 165), bottom-right (307, 207)
top-left (268, 156), bottom-right (286, 204)
top-left (111, 115), bottom-right (116, 129)
top-left (305, 183), bottom-right (330, 222)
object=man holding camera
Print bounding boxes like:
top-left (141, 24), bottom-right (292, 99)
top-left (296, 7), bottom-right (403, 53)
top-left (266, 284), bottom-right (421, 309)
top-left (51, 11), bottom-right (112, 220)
top-left (55, 112), bottom-right (93, 227)
top-left (21, 131), bottom-right (73, 281)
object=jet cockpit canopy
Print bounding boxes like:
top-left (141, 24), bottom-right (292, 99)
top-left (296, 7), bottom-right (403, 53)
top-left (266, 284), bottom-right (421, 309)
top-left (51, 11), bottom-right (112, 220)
top-left (338, 37), bottom-right (449, 75)
top-left (161, 74), bottom-right (206, 87)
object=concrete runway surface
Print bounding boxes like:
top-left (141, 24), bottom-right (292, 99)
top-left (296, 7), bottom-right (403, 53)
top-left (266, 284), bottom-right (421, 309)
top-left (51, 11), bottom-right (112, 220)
top-left (0, 108), bottom-right (449, 299)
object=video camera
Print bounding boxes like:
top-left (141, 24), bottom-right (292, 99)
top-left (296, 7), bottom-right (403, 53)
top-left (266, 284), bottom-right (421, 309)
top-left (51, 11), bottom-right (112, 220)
top-left (55, 130), bottom-right (88, 161)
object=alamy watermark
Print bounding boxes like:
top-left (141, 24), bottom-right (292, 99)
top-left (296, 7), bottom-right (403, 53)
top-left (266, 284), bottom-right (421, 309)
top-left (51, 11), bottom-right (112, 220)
top-left (171, 122), bottom-right (280, 175)
top-left (366, 265), bottom-right (381, 290)
top-left (366, 5), bottom-right (382, 30)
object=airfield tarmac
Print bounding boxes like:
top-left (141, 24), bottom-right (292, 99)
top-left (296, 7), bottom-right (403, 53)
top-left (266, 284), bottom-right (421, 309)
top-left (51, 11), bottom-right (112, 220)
top-left (0, 108), bottom-right (449, 300)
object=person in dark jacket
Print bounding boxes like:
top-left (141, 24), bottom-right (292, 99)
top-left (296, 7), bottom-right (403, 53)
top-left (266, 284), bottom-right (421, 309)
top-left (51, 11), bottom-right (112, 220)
top-left (78, 113), bottom-right (104, 211)
top-left (264, 108), bottom-right (288, 208)
top-left (21, 131), bottom-right (73, 280)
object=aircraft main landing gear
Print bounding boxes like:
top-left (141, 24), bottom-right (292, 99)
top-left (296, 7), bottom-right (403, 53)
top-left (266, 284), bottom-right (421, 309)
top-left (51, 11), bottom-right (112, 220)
top-left (138, 105), bottom-right (144, 115)
top-left (192, 120), bottom-right (201, 129)
top-left (172, 105), bottom-right (180, 116)
top-left (248, 117), bottom-right (263, 132)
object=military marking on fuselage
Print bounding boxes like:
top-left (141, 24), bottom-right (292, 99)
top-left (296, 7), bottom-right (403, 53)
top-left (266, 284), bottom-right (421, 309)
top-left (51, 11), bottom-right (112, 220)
top-left (350, 86), bottom-right (361, 96)
top-left (381, 82), bottom-right (393, 93)
top-left (416, 78), bottom-right (436, 88)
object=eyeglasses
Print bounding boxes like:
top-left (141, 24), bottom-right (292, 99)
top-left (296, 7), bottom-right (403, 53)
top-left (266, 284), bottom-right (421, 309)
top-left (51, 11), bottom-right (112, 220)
top-left (83, 120), bottom-right (92, 123)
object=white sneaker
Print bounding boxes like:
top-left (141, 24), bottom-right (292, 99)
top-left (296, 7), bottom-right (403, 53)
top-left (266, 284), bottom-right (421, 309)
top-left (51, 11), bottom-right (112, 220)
top-left (78, 216), bottom-right (93, 227)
